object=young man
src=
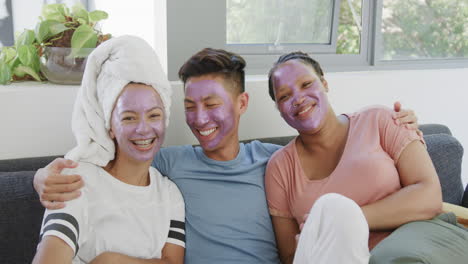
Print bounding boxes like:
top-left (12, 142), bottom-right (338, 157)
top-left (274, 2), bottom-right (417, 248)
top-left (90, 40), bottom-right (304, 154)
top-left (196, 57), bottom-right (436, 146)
top-left (33, 48), bottom-right (418, 264)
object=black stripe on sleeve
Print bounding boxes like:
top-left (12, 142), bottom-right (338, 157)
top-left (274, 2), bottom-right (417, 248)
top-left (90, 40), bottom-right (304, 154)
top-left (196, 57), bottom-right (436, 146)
top-left (40, 223), bottom-right (80, 254)
top-left (44, 213), bottom-right (80, 236)
top-left (168, 230), bottom-right (186, 242)
top-left (170, 220), bottom-right (185, 230)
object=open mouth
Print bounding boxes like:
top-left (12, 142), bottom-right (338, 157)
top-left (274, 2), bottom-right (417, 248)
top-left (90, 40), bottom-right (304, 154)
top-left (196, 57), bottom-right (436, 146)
top-left (198, 127), bottom-right (217, 137)
top-left (131, 138), bottom-right (156, 150)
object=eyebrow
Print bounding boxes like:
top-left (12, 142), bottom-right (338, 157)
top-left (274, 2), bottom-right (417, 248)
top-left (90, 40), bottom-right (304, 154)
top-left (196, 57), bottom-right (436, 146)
top-left (184, 95), bottom-right (221, 103)
top-left (202, 95), bottom-right (220, 101)
top-left (184, 98), bottom-right (195, 104)
top-left (276, 74), bottom-right (317, 91)
top-left (120, 107), bottom-right (162, 114)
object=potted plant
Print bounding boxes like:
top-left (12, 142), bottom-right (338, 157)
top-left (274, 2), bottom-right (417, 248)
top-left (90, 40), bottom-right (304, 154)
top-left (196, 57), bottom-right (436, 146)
top-left (0, 3), bottom-right (110, 85)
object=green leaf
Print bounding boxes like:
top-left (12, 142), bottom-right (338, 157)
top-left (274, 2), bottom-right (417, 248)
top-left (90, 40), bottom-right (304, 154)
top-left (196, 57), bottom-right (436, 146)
top-left (76, 18), bottom-right (88, 25)
top-left (16, 30), bottom-right (36, 47)
top-left (13, 65), bottom-right (42, 81)
top-left (72, 3), bottom-right (89, 24)
top-left (1, 47), bottom-right (17, 64)
top-left (35, 22), bottom-right (46, 43)
top-left (36, 20), bottom-right (68, 42)
top-left (71, 25), bottom-right (98, 57)
top-left (8, 57), bottom-right (20, 69)
top-left (17, 45), bottom-right (40, 72)
top-left (0, 59), bottom-right (12, 84)
top-left (42, 4), bottom-right (67, 22)
top-left (49, 21), bottom-right (68, 36)
top-left (88, 10), bottom-right (108, 23)
top-left (17, 45), bottom-right (34, 66)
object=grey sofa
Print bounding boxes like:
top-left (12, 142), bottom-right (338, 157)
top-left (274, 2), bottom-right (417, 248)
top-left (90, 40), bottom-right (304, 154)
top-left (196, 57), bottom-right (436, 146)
top-left (0, 124), bottom-right (467, 264)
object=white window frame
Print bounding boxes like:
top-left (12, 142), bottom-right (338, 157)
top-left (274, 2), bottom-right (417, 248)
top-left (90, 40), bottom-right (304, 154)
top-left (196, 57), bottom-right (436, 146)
top-left (372, 0), bottom-right (468, 68)
top-left (226, 0), bottom-right (342, 55)
top-left (166, 0), bottom-right (468, 80)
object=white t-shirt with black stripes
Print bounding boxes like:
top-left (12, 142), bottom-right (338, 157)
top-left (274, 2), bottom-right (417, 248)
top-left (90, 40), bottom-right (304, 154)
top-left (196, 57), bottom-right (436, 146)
top-left (38, 162), bottom-right (185, 264)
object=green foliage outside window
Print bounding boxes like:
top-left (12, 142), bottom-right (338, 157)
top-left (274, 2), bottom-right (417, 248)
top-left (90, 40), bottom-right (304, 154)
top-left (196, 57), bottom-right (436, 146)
top-left (381, 0), bottom-right (468, 60)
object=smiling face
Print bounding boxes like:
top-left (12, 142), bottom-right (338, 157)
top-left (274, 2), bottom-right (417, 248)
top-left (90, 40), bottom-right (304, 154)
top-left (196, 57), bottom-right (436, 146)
top-left (110, 83), bottom-right (165, 163)
top-left (184, 75), bottom-right (243, 153)
top-left (272, 60), bottom-right (330, 133)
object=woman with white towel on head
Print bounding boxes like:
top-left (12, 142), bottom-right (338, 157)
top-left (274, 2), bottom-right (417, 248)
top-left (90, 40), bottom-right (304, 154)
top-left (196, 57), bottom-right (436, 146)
top-left (32, 36), bottom-right (185, 264)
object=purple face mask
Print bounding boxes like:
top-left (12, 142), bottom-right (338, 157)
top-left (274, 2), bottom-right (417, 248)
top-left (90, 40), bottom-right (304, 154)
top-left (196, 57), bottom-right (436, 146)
top-left (272, 60), bottom-right (329, 133)
top-left (110, 84), bottom-right (165, 162)
top-left (184, 78), bottom-right (236, 151)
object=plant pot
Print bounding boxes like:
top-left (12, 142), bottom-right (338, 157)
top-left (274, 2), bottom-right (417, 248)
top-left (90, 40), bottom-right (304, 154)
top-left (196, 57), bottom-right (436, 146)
top-left (40, 47), bottom-right (94, 85)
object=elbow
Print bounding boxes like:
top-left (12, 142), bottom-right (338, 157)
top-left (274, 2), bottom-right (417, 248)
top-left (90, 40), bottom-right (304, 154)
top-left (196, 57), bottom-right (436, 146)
top-left (420, 184), bottom-right (443, 219)
top-left (422, 200), bottom-right (443, 219)
top-left (280, 254), bottom-right (295, 264)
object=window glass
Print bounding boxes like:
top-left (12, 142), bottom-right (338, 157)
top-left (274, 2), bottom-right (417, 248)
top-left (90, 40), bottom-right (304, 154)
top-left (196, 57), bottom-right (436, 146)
top-left (336, 0), bottom-right (362, 54)
top-left (381, 0), bottom-right (468, 60)
top-left (227, 0), bottom-right (334, 45)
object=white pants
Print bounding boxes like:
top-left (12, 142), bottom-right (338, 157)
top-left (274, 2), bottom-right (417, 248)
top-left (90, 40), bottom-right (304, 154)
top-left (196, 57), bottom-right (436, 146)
top-left (294, 193), bottom-right (370, 264)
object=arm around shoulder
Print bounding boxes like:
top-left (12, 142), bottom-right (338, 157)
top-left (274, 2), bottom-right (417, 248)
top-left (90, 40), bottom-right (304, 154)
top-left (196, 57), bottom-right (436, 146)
top-left (33, 158), bottom-right (84, 210)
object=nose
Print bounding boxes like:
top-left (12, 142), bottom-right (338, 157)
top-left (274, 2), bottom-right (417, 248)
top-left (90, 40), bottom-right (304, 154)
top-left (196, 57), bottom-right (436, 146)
top-left (194, 109), bottom-right (210, 127)
top-left (292, 95), bottom-right (305, 108)
top-left (136, 118), bottom-right (152, 135)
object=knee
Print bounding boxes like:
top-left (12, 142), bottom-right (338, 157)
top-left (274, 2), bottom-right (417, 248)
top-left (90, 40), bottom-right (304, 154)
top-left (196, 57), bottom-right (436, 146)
top-left (310, 193), bottom-right (368, 234)
top-left (313, 193), bottom-right (365, 222)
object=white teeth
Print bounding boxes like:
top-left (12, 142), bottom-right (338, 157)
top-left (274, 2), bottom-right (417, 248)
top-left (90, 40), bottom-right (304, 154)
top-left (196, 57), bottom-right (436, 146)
top-left (298, 105), bottom-right (312, 115)
top-left (199, 128), bottom-right (216, 136)
top-left (133, 139), bottom-right (153, 145)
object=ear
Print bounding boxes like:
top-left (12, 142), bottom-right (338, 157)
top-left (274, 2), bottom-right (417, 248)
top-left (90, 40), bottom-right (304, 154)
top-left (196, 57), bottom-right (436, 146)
top-left (238, 92), bottom-right (249, 115)
top-left (321, 77), bottom-right (329, 93)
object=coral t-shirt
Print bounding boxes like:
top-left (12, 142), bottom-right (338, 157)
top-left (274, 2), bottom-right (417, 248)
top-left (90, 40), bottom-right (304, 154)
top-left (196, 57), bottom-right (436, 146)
top-left (265, 107), bottom-right (424, 249)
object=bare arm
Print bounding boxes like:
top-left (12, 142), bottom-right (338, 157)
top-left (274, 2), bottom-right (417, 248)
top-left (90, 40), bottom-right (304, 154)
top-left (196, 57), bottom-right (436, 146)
top-left (271, 216), bottom-right (300, 264)
top-left (32, 236), bottom-right (74, 264)
top-left (90, 243), bottom-right (184, 264)
top-left (33, 158), bottom-right (84, 209)
top-left (361, 140), bottom-right (443, 230)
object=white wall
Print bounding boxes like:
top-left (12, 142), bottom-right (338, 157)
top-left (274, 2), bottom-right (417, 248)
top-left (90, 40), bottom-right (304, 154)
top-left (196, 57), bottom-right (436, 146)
top-left (11, 0), bottom-right (155, 50)
top-left (1, 68), bottom-right (467, 185)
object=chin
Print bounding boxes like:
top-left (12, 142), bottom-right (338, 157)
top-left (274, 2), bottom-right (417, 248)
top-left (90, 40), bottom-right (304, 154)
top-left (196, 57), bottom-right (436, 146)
top-left (200, 142), bottom-right (219, 152)
top-left (128, 150), bottom-right (159, 163)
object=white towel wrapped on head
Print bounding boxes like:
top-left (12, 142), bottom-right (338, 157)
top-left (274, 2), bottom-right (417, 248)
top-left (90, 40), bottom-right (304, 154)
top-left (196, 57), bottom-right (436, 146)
top-left (65, 35), bottom-right (172, 167)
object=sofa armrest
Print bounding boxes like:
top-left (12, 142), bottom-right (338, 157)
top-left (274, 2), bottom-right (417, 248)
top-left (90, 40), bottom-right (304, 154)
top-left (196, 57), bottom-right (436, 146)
top-left (0, 171), bottom-right (44, 263)
top-left (442, 202), bottom-right (468, 228)
top-left (424, 134), bottom-right (464, 205)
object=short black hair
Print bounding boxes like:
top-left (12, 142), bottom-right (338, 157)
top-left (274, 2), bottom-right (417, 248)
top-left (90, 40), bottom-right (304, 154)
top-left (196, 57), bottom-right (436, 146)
top-left (268, 51), bottom-right (324, 101)
top-left (178, 48), bottom-right (246, 94)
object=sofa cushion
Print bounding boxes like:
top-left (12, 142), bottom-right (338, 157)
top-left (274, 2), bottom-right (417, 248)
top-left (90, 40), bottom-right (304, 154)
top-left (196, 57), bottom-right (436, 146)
top-left (0, 171), bottom-right (44, 264)
top-left (424, 134), bottom-right (464, 205)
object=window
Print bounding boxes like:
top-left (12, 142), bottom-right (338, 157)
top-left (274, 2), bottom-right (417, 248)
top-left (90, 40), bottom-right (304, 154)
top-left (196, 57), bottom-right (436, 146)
top-left (167, 0), bottom-right (467, 79)
top-left (377, 0), bottom-right (468, 61)
top-left (0, 0), bottom-right (14, 47)
top-left (226, 0), bottom-right (339, 53)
